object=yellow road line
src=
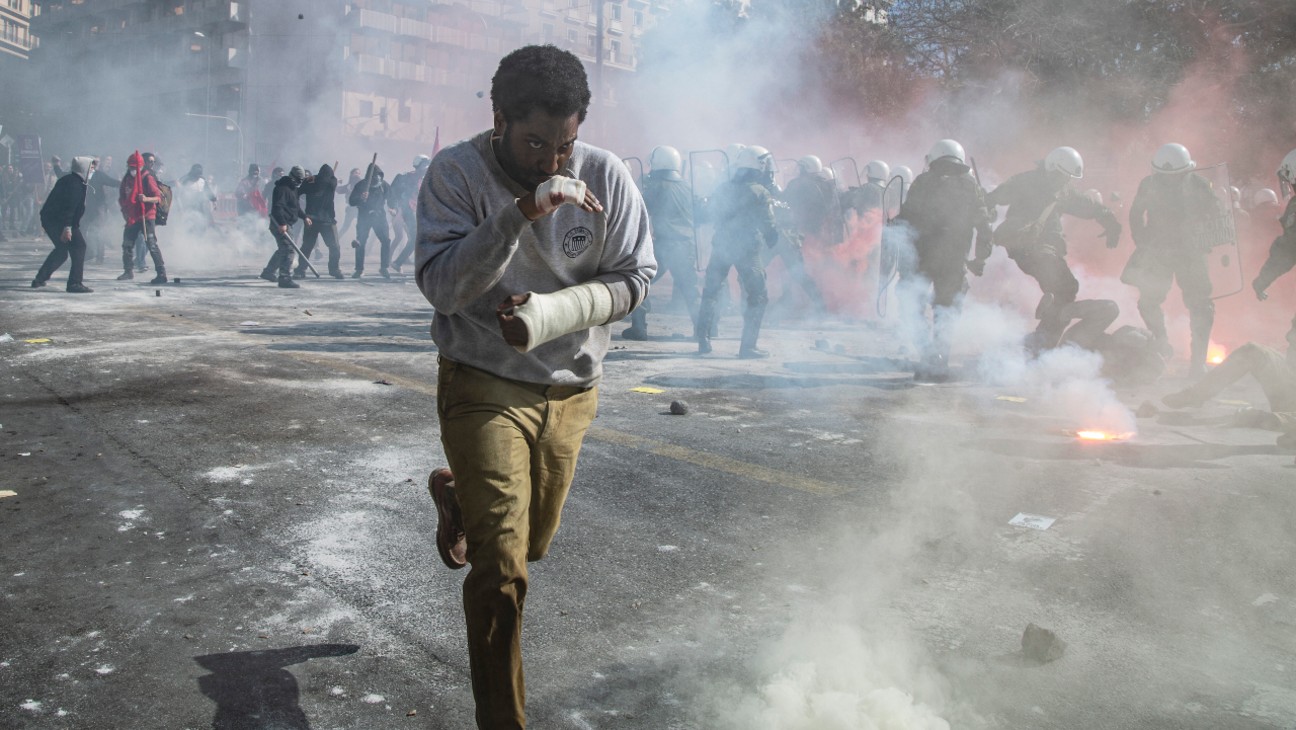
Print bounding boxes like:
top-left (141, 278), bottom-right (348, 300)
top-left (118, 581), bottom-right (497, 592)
top-left (133, 308), bottom-right (851, 497)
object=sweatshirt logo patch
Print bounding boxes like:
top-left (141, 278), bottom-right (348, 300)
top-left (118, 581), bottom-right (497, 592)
top-left (563, 226), bottom-right (594, 258)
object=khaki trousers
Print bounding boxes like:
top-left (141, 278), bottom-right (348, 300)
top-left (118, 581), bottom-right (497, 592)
top-left (436, 357), bottom-right (598, 730)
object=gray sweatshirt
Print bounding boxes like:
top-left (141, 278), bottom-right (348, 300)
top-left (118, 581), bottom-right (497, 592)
top-left (416, 130), bottom-right (656, 387)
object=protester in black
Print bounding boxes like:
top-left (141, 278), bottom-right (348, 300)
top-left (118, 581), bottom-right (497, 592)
top-left (32, 156), bottom-right (94, 293)
top-left (295, 164), bottom-right (343, 279)
top-left (348, 163), bottom-right (393, 278)
top-left (260, 166), bottom-right (310, 288)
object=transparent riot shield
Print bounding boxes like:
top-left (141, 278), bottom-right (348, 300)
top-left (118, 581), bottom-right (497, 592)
top-left (828, 157), bottom-right (861, 190)
top-left (775, 158), bottom-right (799, 191)
top-left (874, 174), bottom-right (910, 318)
top-left (1194, 163), bottom-right (1244, 300)
top-left (688, 149), bottom-right (729, 272)
top-left (622, 156), bottom-right (644, 187)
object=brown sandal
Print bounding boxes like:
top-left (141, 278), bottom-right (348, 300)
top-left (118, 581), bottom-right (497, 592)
top-left (428, 468), bottom-right (467, 569)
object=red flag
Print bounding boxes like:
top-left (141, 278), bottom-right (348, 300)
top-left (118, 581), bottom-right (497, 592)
top-left (130, 149), bottom-right (144, 221)
top-left (432, 126), bottom-right (440, 158)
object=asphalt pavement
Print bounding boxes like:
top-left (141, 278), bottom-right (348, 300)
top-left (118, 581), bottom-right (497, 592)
top-left (2, 233), bottom-right (1294, 729)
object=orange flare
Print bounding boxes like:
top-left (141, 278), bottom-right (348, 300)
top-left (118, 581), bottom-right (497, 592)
top-left (1207, 342), bottom-right (1227, 365)
top-left (1074, 430), bottom-right (1133, 442)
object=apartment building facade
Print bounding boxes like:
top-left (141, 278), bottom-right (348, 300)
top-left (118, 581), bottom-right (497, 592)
top-left (26, 0), bottom-right (667, 180)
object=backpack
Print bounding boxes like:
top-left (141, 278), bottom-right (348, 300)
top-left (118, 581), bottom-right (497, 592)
top-left (155, 180), bottom-right (173, 226)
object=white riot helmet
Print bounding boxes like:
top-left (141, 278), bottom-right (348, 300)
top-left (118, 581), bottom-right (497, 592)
top-left (1152, 143), bottom-right (1195, 174)
top-left (1228, 186), bottom-right (1241, 206)
top-left (1084, 188), bottom-right (1103, 205)
top-left (735, 145), bottom-right (774, 175)
top-left (1253, 188), bottom-right (1279, 207)
top-left (797, 155), bottom-right (823, 175)
top-left (649, 145), bottom-right (682, 180)
top-left (893, 165), bottom-right (914, 187)
top-left (865, 159), bottom-right (890, 183)
top-left (926, 139), bottom-right (966, 167)
top-left (1044, 146), bottom-right (1084, 178)
top-left (1277, 148), bottom-right (1296, 186)
top-left (413, 154), bottom-right (431, 169)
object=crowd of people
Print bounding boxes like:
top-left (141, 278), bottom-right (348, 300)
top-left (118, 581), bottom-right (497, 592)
top-left (10, 41), bottom-right (1296, 730)
top-left (22, 148), bottom-right (439, 291)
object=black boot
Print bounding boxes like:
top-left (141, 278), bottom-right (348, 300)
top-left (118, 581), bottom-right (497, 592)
top-left (148, 247), bottom-right (167, 284)
top-left (278, 276), bottom-right (300, 289)
top-left (117, 252), bottom-right (134, 280)
top-left (622, 307), bottom-right (649, 340)
top-left (738, 303), bottom-right (769, 359)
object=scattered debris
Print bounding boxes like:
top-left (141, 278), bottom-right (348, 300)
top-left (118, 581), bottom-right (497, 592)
top-left (304, 310), bottom-right (313, 316)
top-left (373, 379), bottom-right (392, 386)
top-left (1253, 593), bottom-right (1279, 607)
top-left (996, 395), bottom-right (1027, 403)
top-left (0, 333), bottom-right (12, 343)
top-left (631, 386), bottom-right (664, 394)
top-left (18, 452), bottom-right (31, 457)
top-left (24, 338), bottom-right (50, 344)
top-left (238, 321), bottom-right (260, 327)
top-left (155, 290), bottom-right (161, 297)
top-left (173, 278), bottom-right (182, 283)
top-left (1009, 513), bottom-right (1056, 530)
top-left (669, 400), bottom-right (689, 415)
top-left (361, 694), bottom-right (385, 704)
top-left (814, 338), bottom-right (829, 350)
top-left (407, 709), bottom-right (418, 717)
top-left (0, 490), bottom-right (16, 499)
top-left (1135, 401), bottom-right (1159, 418)
top-left (1022, 623), bottom-right (1066, 664)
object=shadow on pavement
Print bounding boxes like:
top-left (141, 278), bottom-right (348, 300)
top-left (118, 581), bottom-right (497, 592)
top-left (970, 437), bottom-right (1282, 469)
top-left (265, 341), bottom-right (434, 353)
top-left (237, 322), bottom-right (428, 339)
top-left (645, 370), bottom-right (915, 391)
top-left (195, 643), bottom-right (360, 730)
top-left (784, 356), bottom-right (913, 375)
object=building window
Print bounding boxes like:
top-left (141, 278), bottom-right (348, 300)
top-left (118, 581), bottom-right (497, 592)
top-left (609, 39), bottom-right (620, 62)
top-left (359, 99), bottom-right (374, 118)
top-left (611, 3), bottom-right (621, 21)
top-left (588, 33), bottom-right (596, 52)
top-left (399, 104), bottom-right (412, 123)
top-left (633, 10), bottom-right (643, 26)
top-left (566, 28), bottom-right (576, 44)
top-left (542, 23), bottom-right (553, 41)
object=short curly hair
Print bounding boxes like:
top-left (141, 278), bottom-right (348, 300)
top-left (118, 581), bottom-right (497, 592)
top-left (491, 45), bottom-right (591, 123)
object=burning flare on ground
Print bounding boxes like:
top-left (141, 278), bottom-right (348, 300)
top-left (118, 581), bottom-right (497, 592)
top-left (1207, 342), bottom-right (1227, 366)
top-left (1071, 429), bottom-right (1135, 442)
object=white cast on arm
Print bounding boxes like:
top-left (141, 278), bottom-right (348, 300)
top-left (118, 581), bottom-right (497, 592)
top-left (533, 175), bottom-right (587, 216)
top-left (510, 281), bottom-right (615, 353)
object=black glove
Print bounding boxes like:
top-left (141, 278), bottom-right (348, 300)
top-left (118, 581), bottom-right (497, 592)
top-left (1253, 279), bottom-right (1269, 301)
top-left (966, 258), bottom-right (986, 277)
top-left (1103, 223), bottom-right (1122, 249)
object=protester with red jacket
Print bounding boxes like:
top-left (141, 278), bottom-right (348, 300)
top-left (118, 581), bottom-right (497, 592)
top-left (117, 150), bottom-right (167, 284)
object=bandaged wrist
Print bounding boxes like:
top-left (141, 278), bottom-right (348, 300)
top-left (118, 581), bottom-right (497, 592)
top-left (534, 175), bottom-right (587, 216)
top-left (511, 281), bottom-right (614, 353)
